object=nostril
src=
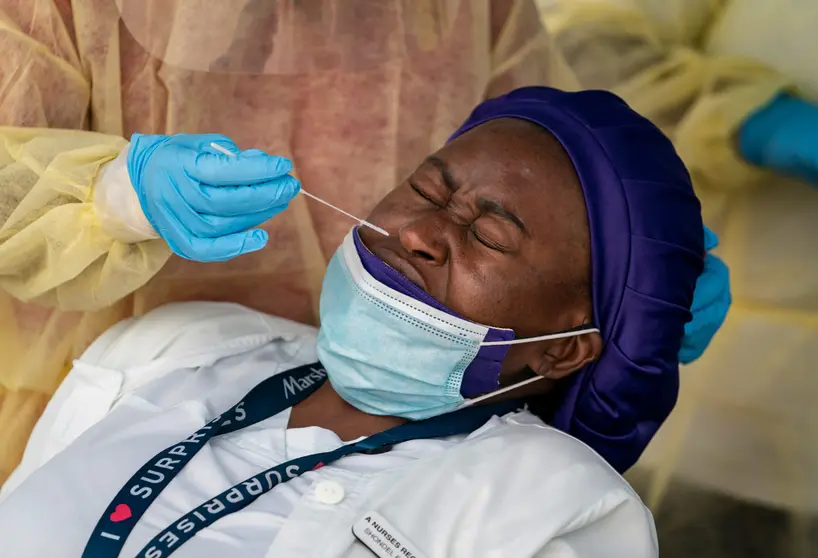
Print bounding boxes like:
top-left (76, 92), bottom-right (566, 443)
top-left (413, 250), bottom-right (435, 261)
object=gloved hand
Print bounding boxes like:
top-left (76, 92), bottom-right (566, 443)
top-left (739, 93), bottom-right (818, 185)
top-left (127, 133), bottom-right (300, 262)
top-left (679, 226), bottom-right (731, 365)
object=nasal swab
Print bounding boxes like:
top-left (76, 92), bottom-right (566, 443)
top-left (210, 142), bottom-right (389, 236)
top-left (297, 190), bottom-right (390, 237)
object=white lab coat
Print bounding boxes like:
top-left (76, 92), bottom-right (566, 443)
top-left (0, 302), bottom-right (657, 557)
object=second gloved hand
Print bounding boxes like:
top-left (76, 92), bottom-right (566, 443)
top-left (739, 93), bottom-right (818, 185)
top-left (127, 133), bottom-right (300, 262)
top-left (679, 226), bottom-right (731, 365)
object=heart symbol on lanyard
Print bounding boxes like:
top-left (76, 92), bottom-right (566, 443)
top-left (110, 504), bottom-right (132, 523)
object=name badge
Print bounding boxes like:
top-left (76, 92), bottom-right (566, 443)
top-left (352, 511), bottom-right (427, 558)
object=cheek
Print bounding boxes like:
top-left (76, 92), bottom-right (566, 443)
top-left (445, 259), bottom-right (524, 326)
top-left (446, 257), bottom-right (554, 332)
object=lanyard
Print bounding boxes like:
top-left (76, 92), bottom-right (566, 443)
top-left (82, 362), bottom-right (520, 558)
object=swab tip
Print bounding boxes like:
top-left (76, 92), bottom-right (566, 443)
top-left (362, 222), bottom-right (390, 236)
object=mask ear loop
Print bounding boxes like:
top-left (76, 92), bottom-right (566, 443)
top-left (478, 325), bottom-right (599, 346)
top-left (460, 325), bottom-right (601, 408)
top-left (459, 375), bottom-right (546, 408)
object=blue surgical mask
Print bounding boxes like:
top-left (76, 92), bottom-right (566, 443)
top-left (317, 229), bottom-right (599, 420)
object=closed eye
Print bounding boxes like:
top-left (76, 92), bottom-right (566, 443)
top-left (409, 181), bottom-right (444, 207)
top-left (470, 227), bottom-right (508, 252)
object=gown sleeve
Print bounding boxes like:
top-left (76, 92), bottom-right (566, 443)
top-left (0, 3), bottom-right (170, 311)
top-left (541, 0), bottom-right (793, 192)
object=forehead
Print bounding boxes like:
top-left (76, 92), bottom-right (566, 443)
top-left (433, 118), bottom-right (584, 235)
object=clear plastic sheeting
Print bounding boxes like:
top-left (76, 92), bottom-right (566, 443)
top-left (115, 0), bottom-right (461, 75)
top-left (0, 0), bottom-right (576, 485)
top-left (538, 0), bottom-right (818, 555)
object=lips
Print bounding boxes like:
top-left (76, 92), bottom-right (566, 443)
top-left (372, 247), bottom-right (429, 292)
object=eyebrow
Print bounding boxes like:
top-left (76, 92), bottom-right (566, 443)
top-left (478, 198), bottom-right (529, 236)
top-left (426, 156), bottom-right (459, 192)
top-left (425, 156), bottom-right (528, 236)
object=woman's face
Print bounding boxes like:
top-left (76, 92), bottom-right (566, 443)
top-left (360, 118), bottom-right (600, 385)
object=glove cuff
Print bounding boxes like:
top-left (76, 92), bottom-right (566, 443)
top-left (93, 144), bottom-right (160, 243)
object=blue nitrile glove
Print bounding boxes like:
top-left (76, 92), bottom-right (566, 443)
top-left (679, 226), bottom-right (731, 364)
top-left (127, 133), bottom-right (300, 262)
top-left (739, 93), bottom-right (818, 185)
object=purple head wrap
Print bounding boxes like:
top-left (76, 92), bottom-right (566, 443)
top-left (448, 87), bottom-right (704, 472)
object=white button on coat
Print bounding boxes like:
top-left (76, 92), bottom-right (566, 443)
top-left (314, 480), bottom-right (345, 505)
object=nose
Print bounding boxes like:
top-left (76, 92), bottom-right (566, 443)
top-left (398, 217), bottom-right (450, 266)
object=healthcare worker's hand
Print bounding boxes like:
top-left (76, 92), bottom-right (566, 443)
top-left (679, 226), bottom-right (731, 365)
top-left (127, 133), bottom-right (300, 262)
top-left (739, 93), bottom-right (818, 185)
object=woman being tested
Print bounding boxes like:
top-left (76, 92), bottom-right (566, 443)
top-left (0, 87), bottom-right (728, 557)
